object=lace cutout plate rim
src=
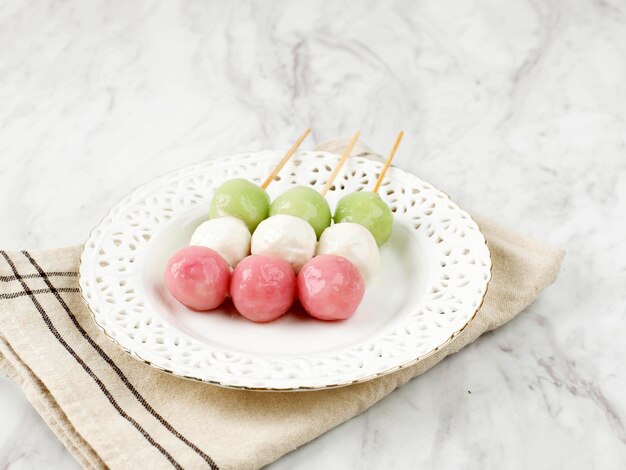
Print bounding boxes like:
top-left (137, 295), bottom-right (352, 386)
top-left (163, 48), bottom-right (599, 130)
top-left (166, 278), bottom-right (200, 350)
top-left (79, 150), bottom-right (492, 391)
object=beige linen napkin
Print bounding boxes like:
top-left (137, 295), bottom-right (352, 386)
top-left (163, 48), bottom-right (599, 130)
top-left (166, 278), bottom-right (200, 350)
top-left (0, 145), bottom-right (564, 470)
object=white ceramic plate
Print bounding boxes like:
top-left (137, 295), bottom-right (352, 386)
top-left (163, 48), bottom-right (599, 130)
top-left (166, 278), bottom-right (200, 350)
top-left (79, 151), bottom-right (491, 391)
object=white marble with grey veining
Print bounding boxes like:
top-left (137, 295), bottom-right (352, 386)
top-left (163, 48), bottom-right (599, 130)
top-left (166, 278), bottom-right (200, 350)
top-left (1, 0), bottom-right (625, 468)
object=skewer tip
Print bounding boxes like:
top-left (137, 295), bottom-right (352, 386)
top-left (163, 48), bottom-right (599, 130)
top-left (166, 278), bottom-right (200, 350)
top-left (320, 131), bottom-right (361, 196)
top-left (261, 128), bottom-right (312, 189)
top-left (373, 131), bottom-right (404, 193)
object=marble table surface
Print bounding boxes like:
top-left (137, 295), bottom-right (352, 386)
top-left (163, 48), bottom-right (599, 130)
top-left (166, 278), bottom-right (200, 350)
top-left (1, 0), bottom-right (625, 468)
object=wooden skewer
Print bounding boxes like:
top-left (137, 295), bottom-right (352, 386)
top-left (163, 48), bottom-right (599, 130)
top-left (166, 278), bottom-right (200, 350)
top-left (320, 131), bottom-right (361, 196)
top-left (260, 128), bottom-right (311, 189)
top-left (373, 131), bottom-right (403, 193)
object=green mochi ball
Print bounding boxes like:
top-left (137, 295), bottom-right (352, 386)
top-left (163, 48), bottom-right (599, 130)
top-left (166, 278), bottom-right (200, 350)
top-left (209, 178), bottom-right (270, 232)
top-left (269, 186), bottom-right (332, 239)
top-left (333, 191), bottom-right (393, 245)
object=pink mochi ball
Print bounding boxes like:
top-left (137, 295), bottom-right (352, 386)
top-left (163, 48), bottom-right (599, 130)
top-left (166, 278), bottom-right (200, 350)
top-left (164, 246), bottom-right (231, 311)
top-left (230, 255), bottom-right (296, 323)
top-left (297, 254), bottom-right (365, 321)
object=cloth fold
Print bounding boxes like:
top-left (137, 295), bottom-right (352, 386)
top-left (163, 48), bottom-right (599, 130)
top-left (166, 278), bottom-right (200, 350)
top-left (0, 218), bottom-right (563, 470)
top-left (0, 139), bottom-right (564, 470)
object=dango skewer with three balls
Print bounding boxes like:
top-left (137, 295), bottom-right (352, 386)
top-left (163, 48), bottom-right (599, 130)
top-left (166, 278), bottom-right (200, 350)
top-left (297, 132), bottom-right (403, 320)
top-left (316, 131), bottom-right (403, 282)
top-left (238, 133), bottom-right (363, 322)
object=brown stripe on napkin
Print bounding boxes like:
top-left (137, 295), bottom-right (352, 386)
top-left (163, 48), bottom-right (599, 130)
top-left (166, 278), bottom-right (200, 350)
top-left (0, 287), bottom-right (80, 300)
top-left (0, 271), bottom-right (77, 282)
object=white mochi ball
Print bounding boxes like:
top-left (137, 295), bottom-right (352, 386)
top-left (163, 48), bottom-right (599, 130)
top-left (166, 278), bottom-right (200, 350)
top-left (251, 214), bottom-right (317, 272)
top-left (317, 222), bottom-right (380, 280)
top-left (190, 216), bottom-right (251, 267)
